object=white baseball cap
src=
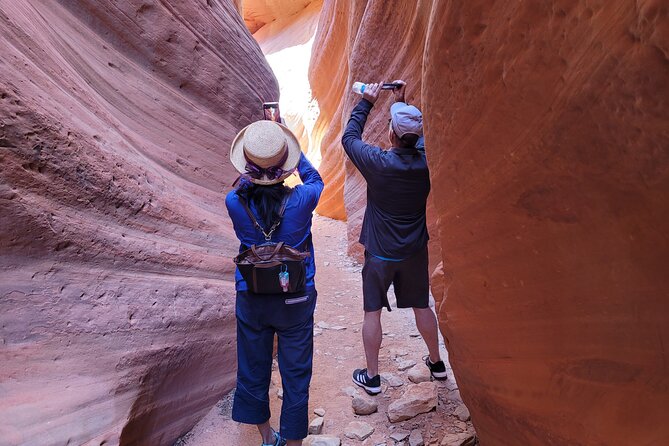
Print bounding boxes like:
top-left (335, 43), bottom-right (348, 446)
top-left (390, 102), bottom-right (423, 138)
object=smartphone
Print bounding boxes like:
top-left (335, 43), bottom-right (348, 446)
top-left (262, 102), bottom-right (281, 122)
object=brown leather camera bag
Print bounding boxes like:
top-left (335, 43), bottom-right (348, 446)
top-left (233, 192), bottom-right (310, 294)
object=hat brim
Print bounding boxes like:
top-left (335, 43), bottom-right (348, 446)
top-left (230, 122), bottom-right (302, 185)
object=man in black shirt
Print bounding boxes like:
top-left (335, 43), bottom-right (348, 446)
top-left (342, 80), bottom-right (448, 394)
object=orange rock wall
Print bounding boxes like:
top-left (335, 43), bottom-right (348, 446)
top-left (246, 0), bottom-right (323, 157)
top-left (242, 0), bottom-right (315, 34)
top-left (309, 0), bottom-right (441, 266)
top-left (310, 0), bottom-right (669, 444)
top-left (0, 1), bottom-right (276, 444)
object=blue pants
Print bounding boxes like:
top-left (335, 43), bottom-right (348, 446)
top-left (232, 288), bottom-right (317, 440)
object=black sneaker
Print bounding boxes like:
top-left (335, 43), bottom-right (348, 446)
top-left (352, 368), bottom-right (381, 395)
top-left (424, 356), bottom-right (448, 380)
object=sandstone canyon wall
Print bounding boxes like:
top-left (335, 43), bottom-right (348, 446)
top-left (244, 0), bottom-right (323, 159)
top-left (0, 1), bottom-right (277, 445)
top-left (309, 0), bottom-right (668, 445)
top-left (309, 0), bottom-right (442, 267)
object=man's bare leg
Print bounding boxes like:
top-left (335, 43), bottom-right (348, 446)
top-left (413, 307), bottom-right (442, 363)
top-left (362, 310), bottom-right (383, 376)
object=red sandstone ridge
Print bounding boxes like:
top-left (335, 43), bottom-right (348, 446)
top-left (0, 1), bottom-right (276, 444)
top-left (244, 0), bottom-right (323, 157)
top-left (309, 0), bottom-right (669, 445)
top-left (308, 0), bottom-right (440, 266)
top-left (243, 0), bottom-right (316, 34)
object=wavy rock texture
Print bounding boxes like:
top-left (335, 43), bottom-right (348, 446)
top-left (309, 0), bottom-right (441, 266)
top-left (310, 0), bottom-right (669, 445)
top-left (424, 2), bottom-right (669, 445)
top-left (0, 1), bottom-right (277, 445)
top-left (243, 0), bottom-right (315, 34)
top-left (246, 0), bottom-right (323, 157)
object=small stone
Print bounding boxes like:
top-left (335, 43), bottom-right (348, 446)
top-left (277, 388), bottom-right (283, 399)
top-left (440, 432), bottom-right (475, 446)
top-left (314, 408), bottom-right (326, 417)
top-left (324, 261), bottom-right (330, 266)
top-left (308, 416), bottom-right (324, 435)
top-left (397, 359), bottom-right (417, 371)
top-left (342, 386), bottom-right (359, 397)
top-left (409, 429), bottom-right (424, 446)
top-left (313, 328), bottom-right (323, 337)
top-left (352, 395), bottom-right (378, 415)
top-left (344, 421), bottom-right (375, 441)
top-left (390, 348), bottom-right (409, 358)
top-left (444, 380), bottom-right (458, 391)
top-left (303, 435), bottom-right (341, 446)
top-left (453, 404), bottom-right (471, 421)
top-left (452, 420), bottom-right (467, 432)
top-left (390, 430), bottom-right (410, 441)
top-left (316, 321), bottom-right (330, 329)
top-left (381, 373), bottom-right (404, 387)
top-left (408, 366), bottom-right (432, 384)
top-left (329, 325), bottom-right (347, 331)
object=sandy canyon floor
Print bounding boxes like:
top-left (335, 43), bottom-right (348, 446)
top-left (180, 216), bottom-right (476, 446)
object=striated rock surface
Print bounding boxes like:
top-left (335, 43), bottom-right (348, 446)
top-left (0, 1), bottom-right (277, 445)
top-left (243, 0), bottom-right (315, 34)
top-left (423, 1), bottom-right (669, 445)
top-left (309, 0), bottom-right (441, 265)
top-left (245, 0), bottom-right (323, 157)
top-left (310, 0), bottom-right (669, 445)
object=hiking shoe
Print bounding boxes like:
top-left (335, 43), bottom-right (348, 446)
top-left (352, 368), bottom-right (381, 395)
top-left (424, 356), bottom-right (448, 380)
top-left (261, 430), bottom-right (286, 446)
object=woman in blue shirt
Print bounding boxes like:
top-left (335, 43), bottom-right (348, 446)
top-left (226, 120), bottom-right (323, 446)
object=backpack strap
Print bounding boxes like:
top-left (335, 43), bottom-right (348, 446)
top-left (239, 190), bottom-right (292, 241)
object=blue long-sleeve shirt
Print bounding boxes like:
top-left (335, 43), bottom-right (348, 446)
top-left (342, 99), bottom-right (430, 259)
top-left (226, 154), bottom-right (323, 291)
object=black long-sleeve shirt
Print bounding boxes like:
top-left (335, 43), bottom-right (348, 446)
top-left (341, 99), bottom-right (430, 260)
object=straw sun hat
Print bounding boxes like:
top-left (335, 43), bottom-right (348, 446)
top-left (230, 120), bottom-right (301, 185)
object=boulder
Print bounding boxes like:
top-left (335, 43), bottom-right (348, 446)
top-left (387, 382), bottom-right (438, 423)
top-left (352, 395), bottom-right (378, 415)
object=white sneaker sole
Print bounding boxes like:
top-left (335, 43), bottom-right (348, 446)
top-left (430, 370), bottom-right (448, 379)
top-left (352, 377), bottom-right (381, 395)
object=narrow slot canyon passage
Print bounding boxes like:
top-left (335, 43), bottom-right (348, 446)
top-left (1, 1), bottom-right (667, 446)
top-left (180, 217), bottom-right (469, 445)
top-left (181, 3), bottom-right (471, 443)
